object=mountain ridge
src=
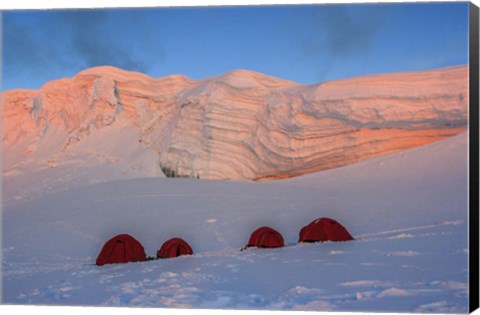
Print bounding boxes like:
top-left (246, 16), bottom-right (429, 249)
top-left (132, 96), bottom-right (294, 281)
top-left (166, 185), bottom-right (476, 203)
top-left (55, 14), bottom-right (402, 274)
top-left (3, 64), bottom-right (467, 92)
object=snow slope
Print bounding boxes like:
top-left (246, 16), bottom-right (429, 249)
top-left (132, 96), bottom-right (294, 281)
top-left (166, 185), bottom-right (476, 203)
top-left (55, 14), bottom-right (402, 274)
top-left (1, 131), bottom-right (469, 312)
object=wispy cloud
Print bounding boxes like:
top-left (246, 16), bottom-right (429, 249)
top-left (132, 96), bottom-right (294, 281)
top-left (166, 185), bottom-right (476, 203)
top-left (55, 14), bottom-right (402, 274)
top-left (3, 9), bottom-right (165, 88)
top-left (301, 5), bottom-right (388, 81)
top-left (60, 10), bottom-right (163, 71)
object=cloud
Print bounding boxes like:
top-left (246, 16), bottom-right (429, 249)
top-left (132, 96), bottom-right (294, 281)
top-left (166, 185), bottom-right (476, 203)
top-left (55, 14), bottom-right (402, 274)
top-left (2, 9), bottom-right (165, 89)
top-left (60, 10), bottom-right (163, 72)
top-left (301, 5), bottom-right (387, 80)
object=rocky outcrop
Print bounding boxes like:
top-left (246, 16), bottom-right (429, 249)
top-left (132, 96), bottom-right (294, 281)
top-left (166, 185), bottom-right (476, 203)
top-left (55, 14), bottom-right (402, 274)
top-left (2, 65), bottom-right (468, 181)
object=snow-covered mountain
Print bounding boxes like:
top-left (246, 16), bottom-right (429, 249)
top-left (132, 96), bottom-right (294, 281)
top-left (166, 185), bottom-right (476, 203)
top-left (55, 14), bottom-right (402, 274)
top-left (2, 65), bottom-right (468, 182)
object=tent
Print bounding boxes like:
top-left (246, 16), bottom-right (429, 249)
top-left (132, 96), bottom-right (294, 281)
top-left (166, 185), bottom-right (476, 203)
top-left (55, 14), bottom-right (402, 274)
top-left (157, 237), bottom-right (193, 258)
top-left (246, 226), bottom-right (285, 248)
top-left (298, 217), bottom-right (354, 242)
top-left (96, 234), bottom-right (147, 266)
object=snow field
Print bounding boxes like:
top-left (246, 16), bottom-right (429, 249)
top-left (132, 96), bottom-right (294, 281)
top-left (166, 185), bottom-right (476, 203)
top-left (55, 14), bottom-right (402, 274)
top-left (2, 132), bottom-right (470, 312)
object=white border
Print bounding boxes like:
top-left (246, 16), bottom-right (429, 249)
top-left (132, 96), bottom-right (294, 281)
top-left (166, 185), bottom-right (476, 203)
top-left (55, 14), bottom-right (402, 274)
top-left (0, 0), bottom-right (478, 10)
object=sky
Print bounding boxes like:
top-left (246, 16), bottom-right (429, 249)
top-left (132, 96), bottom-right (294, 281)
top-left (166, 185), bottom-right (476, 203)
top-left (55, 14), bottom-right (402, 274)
top-left (1, 2), bottom-right (470, 91)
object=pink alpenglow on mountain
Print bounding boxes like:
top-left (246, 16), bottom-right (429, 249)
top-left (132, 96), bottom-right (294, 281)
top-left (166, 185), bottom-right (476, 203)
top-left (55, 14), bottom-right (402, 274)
top-left (2, 65), bottom-right (468, 181)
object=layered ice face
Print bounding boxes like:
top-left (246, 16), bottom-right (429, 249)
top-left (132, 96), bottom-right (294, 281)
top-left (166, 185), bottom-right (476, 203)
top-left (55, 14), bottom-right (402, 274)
top-left (2, 65), bottom-right (468, 184)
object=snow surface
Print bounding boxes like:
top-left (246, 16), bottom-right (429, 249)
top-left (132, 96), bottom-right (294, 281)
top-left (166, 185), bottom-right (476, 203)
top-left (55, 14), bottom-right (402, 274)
top-left (2, 118), bottom-right (165, 206)
top-left (1, 132), bottom-right (470, 313)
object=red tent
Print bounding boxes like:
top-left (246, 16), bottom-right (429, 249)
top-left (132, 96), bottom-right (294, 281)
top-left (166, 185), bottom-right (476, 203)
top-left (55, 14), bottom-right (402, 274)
top-left (96, 234), bottom-right (147, 266)
top-left (299, 218), bottom-right (354, 243)
top-left (246, 226), bottom-right (285, 248)
top-left (157, 237), bottom-right (193, 258)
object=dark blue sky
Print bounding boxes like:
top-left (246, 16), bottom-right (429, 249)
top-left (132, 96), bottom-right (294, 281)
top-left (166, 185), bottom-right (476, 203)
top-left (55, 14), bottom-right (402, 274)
top-left (1, 2), bottom-right (469, 90)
